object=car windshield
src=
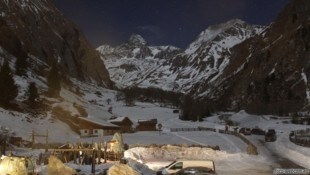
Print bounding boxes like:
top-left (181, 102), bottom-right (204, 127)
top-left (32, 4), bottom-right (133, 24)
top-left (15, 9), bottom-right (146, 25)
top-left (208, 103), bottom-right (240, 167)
top-left (165, 161), bottom-right (176, 168)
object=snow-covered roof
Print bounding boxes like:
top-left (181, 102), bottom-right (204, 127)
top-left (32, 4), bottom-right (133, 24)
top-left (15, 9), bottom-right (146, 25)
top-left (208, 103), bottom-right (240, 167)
top-left (109, 116), bottom-right (127, 122)
top-left (78, 117), bottom-right (119, 128)
top-left (109, 116), bottom-right (133, 123)
top-left (138, 118), bottom-right (157, 124)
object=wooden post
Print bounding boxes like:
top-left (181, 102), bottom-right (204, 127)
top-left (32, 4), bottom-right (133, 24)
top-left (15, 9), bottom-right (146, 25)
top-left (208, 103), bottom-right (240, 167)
top-left (32, 129), bottom-right (48, 150)
top-left (32, 130), bottom-right (35, 149)
top-left (45, 130), bottom-right (48, 152)
top-left (1, 135), bottom-right (6, 155)
top-left (73, 151), bottom-right (77, 164)
top-left (97, 144), bottom-right (101, 164)
top-left (157, 123), bottom-right (162, 135)
top-left (91, 150), bottom-right (95, 174)
top-left (104, 141), bottom-right (107, 163)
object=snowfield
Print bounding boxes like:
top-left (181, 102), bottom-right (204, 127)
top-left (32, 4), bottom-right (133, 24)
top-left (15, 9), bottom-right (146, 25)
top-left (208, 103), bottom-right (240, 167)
top-left (0, 80), bottom-right (309, 174)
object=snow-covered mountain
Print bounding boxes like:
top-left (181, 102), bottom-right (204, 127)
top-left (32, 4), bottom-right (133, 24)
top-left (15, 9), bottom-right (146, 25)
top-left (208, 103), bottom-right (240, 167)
top-left (98, 19), bottom-right (263, 92)
top-left (190, 0), bottom-right (310, 114)
top-left (98, 1), bottom-right (310, 115)
top-left (168, 19), bottom-right (263, 92)
top-left (98, 34), bottom-right (181, 90)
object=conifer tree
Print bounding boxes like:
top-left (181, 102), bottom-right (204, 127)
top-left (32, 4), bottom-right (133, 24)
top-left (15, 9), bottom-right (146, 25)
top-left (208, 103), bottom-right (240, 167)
top-left (0, 61), bottom-right (18, 105)
top-left (15, 51), bottom-right (28, 76)
top-left (47, 64), bottom-right (61, 97)
top-left (27, 82), bottom-right (39, 105)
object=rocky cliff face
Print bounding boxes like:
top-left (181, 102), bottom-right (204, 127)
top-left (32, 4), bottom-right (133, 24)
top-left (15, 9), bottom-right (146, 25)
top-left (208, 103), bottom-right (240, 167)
top-left (0, 0), bottom-right (112, 87)
top-left (193, 0), bottom-right (310, 114)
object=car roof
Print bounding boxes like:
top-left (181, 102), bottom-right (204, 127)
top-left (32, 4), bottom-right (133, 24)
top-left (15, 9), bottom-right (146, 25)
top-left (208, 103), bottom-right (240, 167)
top-left (181, 166), bottom-right (214, 171)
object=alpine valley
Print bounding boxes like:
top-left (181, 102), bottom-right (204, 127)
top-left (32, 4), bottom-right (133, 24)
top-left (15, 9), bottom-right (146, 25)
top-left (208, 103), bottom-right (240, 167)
top-left (0, 0), bottom-right (309, 174)
top-left (99, 0), bottom-right (310, 115)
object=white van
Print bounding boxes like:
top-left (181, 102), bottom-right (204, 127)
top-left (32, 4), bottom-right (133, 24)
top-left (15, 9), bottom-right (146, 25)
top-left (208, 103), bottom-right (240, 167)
top-left (157, 159), bottom-right (216, 175)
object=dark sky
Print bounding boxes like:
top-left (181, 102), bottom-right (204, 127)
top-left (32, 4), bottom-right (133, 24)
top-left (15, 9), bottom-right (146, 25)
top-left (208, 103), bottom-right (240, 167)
top-left (55, 0), bottom-right (290, 48)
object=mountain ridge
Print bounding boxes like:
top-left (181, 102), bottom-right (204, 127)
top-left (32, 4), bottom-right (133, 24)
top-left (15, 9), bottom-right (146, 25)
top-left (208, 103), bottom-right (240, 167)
top-left (98, 19), bottom-right (263, 93)
top-left (190, 0), bottom-right (310, 114)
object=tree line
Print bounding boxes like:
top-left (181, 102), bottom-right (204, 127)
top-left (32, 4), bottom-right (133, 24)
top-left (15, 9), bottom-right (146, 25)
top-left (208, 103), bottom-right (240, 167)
top-left (121, 87), bottom-right (182, 107)
top-left (0, 57), bottom-right (61, 109)
top-left (179, 95), bottom-right (213, 121)
top-left (120, 87), bottom-right (214, 121)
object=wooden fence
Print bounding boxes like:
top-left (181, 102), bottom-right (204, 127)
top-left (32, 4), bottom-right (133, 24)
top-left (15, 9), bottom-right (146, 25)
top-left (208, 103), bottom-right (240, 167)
top-left (170, 127), bottom-right (216, 132)
top-left (37, 148), bottom-right (123, 165)
top-left (170, 128), bottom-right (199, 132)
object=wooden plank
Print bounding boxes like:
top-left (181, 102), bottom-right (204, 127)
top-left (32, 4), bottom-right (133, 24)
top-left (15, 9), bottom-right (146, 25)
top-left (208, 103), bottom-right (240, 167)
top-left (49, 148), bottom-right (95, 152)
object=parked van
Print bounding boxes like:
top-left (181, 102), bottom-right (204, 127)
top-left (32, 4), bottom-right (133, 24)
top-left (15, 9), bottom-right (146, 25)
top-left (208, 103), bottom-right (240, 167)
top-left (157, 159), bottom-right (215, 175)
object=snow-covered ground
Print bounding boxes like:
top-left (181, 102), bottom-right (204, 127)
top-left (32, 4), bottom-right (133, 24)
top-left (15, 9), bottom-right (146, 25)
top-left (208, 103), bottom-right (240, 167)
top-left (0, 81), bottom-right (309, 174)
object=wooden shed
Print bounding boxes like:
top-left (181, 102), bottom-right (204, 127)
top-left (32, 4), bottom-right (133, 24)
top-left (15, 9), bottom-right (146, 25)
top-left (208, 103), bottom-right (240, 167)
top-left (77, 117), bottom-right (120, 137)
top-left (109, 117), bottom-right (133, 133)
top-left (136, 119), bottom-right (158, 131)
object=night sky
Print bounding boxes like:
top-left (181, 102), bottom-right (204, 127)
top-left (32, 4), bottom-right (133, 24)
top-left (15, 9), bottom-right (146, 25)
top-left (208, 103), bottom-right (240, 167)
top-left (55, 0), bottom-right (290, 48)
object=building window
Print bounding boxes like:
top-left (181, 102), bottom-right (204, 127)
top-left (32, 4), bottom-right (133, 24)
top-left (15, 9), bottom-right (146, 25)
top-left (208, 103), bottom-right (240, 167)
top-left (94, 130), bottom-right (98, 133)
top-left (84, 130), bottom-right (88, 133)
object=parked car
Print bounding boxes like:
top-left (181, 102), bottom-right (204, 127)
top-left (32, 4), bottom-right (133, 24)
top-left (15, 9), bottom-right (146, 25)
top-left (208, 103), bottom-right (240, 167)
top-left (265, 129), bottom-right (277, 142)
top-left (251, 128), bottom-right (266, 135)
top-left (173, 166), bottom-right (217, 175)
top-left (157, 160), bottom-right (215, 175)
top-left (267, 129), bottom-right (276, 134)
top-left (239, 128), bottom-right (252, 135)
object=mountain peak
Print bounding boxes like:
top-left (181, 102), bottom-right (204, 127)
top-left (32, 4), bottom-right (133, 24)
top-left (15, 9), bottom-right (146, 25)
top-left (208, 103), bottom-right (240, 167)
top-left (128, 34), bottom-right (147, 46)
top-left (197, 18), bottom-right (247, 43)
top-left (185, 19), bottom-right (263, 55)
top-left (96, 44), bottom-right (114, 55)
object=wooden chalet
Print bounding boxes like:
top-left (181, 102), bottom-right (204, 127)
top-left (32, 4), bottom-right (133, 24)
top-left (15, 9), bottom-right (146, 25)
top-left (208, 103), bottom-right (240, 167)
top-left (77, 117), bottom-right (120, 137)
top-left (109, 117), bottom-right (133, 133)
top-left (136, 118), bottom-right (158, 131)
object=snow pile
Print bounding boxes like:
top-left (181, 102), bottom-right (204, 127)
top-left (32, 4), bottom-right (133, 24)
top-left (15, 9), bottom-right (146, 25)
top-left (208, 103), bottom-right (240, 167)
top-left (124, 146), bottom-right (273, 175)
top-left (127, 159), bottom-right (156, 175)
top-left (47, 155), bottom-right (76, 175)
top-left (124, 146), bottom-right (218, 162)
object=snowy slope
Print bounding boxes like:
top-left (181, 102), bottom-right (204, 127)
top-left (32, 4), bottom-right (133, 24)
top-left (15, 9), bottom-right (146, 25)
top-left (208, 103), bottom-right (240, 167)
top-left (98, 19), bottom-right (263, 93)
top-left (1, 66), bottom-right (309, 174)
